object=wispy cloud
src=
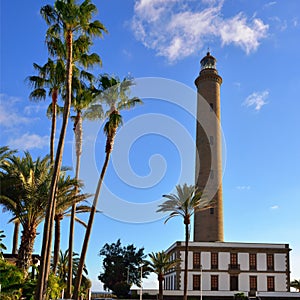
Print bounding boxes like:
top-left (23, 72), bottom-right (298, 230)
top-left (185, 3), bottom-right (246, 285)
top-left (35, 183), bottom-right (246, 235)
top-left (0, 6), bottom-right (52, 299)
top-left (219, 14), bottom-right (268, 53)
top-left (8, 133), bottom-right (49, 150)
top-left (269, 16), bottom-right (288, 32)
top-left (0, 94), bottom-right (48, 150)
top-left (263, 1), bottom-right (277, 9)
top-left (0, 94), bottom-right (34, 128)
top-left (270, 205), bottom-right (279, 210)
top-left (24, 104), bottom-right (48, 116)
top-left (236, 185), bottom-right (251, 190)
top-left (233, 82), bottom-right (241, 88)
top-left (243, 90), bottom-right (269, 111)
top-left (292, 17), bottom-right (299, 28)
top-left (131, 0), bottom-right (269, 62)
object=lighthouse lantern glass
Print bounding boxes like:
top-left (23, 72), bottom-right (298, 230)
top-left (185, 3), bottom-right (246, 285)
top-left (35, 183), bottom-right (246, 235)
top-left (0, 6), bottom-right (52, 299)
top-left (201, 57), bottom-right (216, 70)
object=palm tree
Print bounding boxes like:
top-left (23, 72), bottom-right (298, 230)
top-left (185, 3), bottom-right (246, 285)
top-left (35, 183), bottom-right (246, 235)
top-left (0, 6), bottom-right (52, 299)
top-left (67, 72), bottom-right (103, 298)
top-left (36, 2), bottom-right (106, 298)
top-left (12, 219), bottom-right (20, 255)
top-left (0, 230), bottom-right (7, 260)
top-left (291, 279), bottom-right (300, 292)
top-left (0, 146), bottom-right (16, 170)
top-left (53, 249), bottom-right (88, 285)
top-left (148, 251), bottom-right (180, 300)
top-left (0, 146), bottom-right (19, 254)
top-left (73, 75), bottom-right (142, 298)
top-left (52, 172), bottom-right (91, 273)
top-left (157, 184), bottom-right (213, 300)
top-left (0, 152), bottom-right (51, 276)
top-left (27, 58), bottom-right (65, 162)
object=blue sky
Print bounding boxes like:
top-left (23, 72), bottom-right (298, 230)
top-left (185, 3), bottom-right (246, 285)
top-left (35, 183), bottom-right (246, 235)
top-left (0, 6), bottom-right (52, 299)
top-left (1, 0), bottom-right (300, 291)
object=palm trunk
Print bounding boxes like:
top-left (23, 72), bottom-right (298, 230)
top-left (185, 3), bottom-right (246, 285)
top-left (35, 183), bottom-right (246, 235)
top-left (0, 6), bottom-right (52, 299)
top-left (50, 88), bottom-right (58, 163)
top-left (12, 220), bottom-right (20, 255)
top-left (183, 218), bottom-right (189, 300)
top-left (73, 128), bottom-right (116, 299)
top-left (158, 274), bottom-right (164, 300)
top-left (52, 214), bottom-right (63, 273)
top-left (35, 29), bottom-right (73, 300)
top-left (66, 113), bottom-right (82, 298)
top-left (17, 226), bottom-right (37, 278)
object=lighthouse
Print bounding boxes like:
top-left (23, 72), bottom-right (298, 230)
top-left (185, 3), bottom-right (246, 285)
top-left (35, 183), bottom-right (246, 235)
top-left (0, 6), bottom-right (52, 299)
top-left (194, 52), bottom-right (224, 242)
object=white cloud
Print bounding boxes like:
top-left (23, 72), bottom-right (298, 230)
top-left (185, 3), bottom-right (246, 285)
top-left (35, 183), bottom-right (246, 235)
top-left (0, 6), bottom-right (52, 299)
top-left (219, 14), bottom-right (269, 54)
top-left (24, 104), bottom-right (48, 116)
top-left (243, 90), bottom-right (269, 111)
top-left (233, 82), bottom-right (241, 88)
top-left (270, 205), bottom-right (279, 210)
top-left (263, 1), bottom-right (277, 9)
top-left (8, 133), bottom-right (49, 150)
top-left (131, 0), bottom-right (269, 62)
top-left (236, 185), bottom-right (251, 190)
top-left (270, 16), bottom-right (288, 32)
top-left (0, 94), bottom-right (33, 128)
top-left (292, 17), bottom-right (299, 28)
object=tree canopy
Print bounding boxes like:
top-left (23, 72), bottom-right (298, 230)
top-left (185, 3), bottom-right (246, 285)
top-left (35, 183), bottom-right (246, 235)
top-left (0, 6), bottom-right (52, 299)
top-left (98, 239), bottom-right (149, 298)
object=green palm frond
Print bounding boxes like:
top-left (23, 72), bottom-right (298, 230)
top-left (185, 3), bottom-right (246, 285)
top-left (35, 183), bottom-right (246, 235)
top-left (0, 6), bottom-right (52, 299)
top-left (103, 112), bottom-right (123, 137)
top-left (117, 97), bottom-right (143, 110)
top-left (0, 152), bottom-right (52, 227)
top-left (83, 103), bottom-right (104, 120)
top-left (158, 183), bottom-right (213, 223)
top-left (148, 251), bottom-right (180, 274)
top-left (47, 102), bottom-right (64, 118)
top-left (290, 279), bottom-right (300, 291)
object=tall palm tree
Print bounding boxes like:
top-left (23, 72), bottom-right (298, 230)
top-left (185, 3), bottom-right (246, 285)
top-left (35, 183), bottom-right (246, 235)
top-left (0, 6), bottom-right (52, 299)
top-left (157, 184), bottom-right (213, 300)
top-left (52, 172), bottom-right (91, 273)
top-left (0, 152), bottom-right (51, 276)
top-left (27, 58), bottom-right (65, 162)
top-left (291, 279), bottom-right (300, 292)
top-left (73, 75), bottom-right (142, 298)
top-left (36, 2), bottom-right (106, 298)
top-left (67, 75), bottom-right (104, 297)
top-left (148, 251), bottom-right (180, 300)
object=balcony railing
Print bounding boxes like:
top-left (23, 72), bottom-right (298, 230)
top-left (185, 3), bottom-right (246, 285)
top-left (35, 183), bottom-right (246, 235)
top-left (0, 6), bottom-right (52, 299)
top-left (228, 264), bottom-right (240, 270)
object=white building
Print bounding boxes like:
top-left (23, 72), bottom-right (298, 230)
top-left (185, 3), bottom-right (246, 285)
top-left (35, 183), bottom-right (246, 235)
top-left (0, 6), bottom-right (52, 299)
top-left (163, 241), bottom-right (299, 299)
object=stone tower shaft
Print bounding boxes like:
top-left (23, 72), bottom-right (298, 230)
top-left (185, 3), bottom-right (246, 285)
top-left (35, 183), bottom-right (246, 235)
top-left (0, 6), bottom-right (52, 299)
top-left (194, 52), bottom-right (224, 242)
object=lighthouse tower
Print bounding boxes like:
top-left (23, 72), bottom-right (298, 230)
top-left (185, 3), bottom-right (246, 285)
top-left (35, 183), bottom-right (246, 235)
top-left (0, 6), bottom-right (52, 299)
top-left (194, 52), bottom-right (224, 242)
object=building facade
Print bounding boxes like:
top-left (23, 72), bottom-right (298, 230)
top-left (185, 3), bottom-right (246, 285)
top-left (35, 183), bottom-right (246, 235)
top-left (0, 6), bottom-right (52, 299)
top-left (163, 242), bottom-right (299, 299)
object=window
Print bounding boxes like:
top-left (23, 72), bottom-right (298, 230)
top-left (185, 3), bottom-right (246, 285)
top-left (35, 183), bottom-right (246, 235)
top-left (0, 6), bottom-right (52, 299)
top-left (267, 254), bottom-right (274, 270)
top-left (230, 275), bottom-right (239, 291)
top-left (193, 275), bottom-right (201, 290)
top-left (210, 207), bottom-right (214, 215)
top-left (249, 253), bottom-right (257, 270)
top-left (267, 276), bottom-right (275, 291)
top-left (230, 253), bottom-right (239, 269)
top-left (211, 252), bottom-right (218, 269)
top-left (211, 275), bottom-right (218, 291)
top-left (249, 276), bottom-right (257, 291)
top-left (210, 103), bottom-right (214, 111)
top-left (193, 252), bottom-right (201, 269)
